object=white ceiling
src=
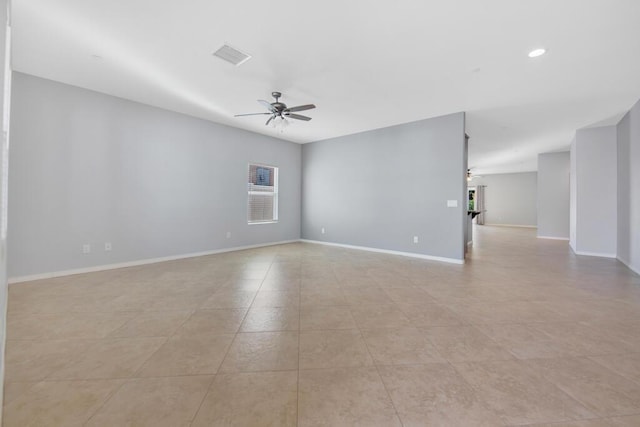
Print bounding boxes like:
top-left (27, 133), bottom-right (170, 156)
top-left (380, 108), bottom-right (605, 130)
top-left (12, 0), bottom-right (640, 174)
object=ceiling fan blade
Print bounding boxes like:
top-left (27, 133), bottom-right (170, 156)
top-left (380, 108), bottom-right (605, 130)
top-left (265, 115), bottom-right (275, 126)
top-left (286, 113), bottom-right (312, 121)
top-left (258, 99), bottom-right (276, 112)
top-left (286, 104), bottom-right (316, 113)
top-left (234, 112), bottom-right (271, 117)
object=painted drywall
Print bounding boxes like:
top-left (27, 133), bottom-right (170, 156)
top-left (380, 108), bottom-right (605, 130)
top-left (470, 172), bottom-right (537, 227)
top-left (571, 126), bottom-right (617, 257)
top-left (0, 0), bottom-right (10, 418)
top-left (570, 137), bottom-right (577, 249)
top-left (8, 73), bottom-right (301, 279)
top-left (617, 99), bottom-right (640, 273)
top-left (463, 135), bottom-right (469, 253)
top-left (537, 152), bottom-right (570, 239)
top-left (301, 112), bottom-right (467, 262)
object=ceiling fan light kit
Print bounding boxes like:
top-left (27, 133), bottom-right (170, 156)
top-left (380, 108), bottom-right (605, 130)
top-left (235, 91), bottom-right (316, 127)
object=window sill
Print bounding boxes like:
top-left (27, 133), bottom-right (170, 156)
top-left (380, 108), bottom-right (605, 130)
top-left (248, 221), bottom-right (279, 225)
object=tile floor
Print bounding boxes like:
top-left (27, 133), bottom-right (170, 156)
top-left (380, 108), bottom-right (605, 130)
top-left (3, 226), bottom-right (640, 426)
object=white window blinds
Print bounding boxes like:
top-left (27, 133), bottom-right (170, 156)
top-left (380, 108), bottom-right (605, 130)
top-left (248, 164), bottom-right (278, 223)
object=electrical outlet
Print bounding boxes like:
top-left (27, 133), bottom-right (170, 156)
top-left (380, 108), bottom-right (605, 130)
top-left (226, 231), bottom-right (231, 239)
top-left (413, 236), bottom-right (419, 244)
top-left (104, 242), bottom-right (112, 251)
top-left (447, 200), bottom-right (458, 208)
top-left (321, 227), bottom-right (325, 234)
top-left (82, 244), bottom-right (91, 254)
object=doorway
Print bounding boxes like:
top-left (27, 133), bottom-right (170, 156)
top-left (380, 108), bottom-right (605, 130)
top-left (468, 187), bottom-right (476, 212)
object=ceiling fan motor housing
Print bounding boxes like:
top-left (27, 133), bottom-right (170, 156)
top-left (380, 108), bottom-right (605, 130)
top-left (272, 102), bottom-right (286, 112)
top-left (271, 92), bottom-right (286, 113)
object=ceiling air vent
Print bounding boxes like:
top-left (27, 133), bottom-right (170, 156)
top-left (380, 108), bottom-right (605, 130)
top-left (212, 44), bottom-right (252, 66)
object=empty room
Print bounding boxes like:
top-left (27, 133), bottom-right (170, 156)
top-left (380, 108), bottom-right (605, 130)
top-left (1, 0), bottom-right (640, 426)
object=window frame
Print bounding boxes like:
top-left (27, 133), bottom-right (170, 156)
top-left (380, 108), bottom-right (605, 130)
top-left (247, 163), bottom-right (279, 225)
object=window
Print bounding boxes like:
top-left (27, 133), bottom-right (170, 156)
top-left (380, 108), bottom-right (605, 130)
top-left (468, 187), bottom-right (476, 211)
top-left (247, 164), bottom-right (278, 223)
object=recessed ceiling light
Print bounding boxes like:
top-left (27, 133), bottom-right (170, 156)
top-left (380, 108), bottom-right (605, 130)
top-left (528, 48), bottom-right (546, 58)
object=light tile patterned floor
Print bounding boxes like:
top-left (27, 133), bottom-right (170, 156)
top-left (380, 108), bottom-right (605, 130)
top-left (4, 226), bottom-right (640, 426)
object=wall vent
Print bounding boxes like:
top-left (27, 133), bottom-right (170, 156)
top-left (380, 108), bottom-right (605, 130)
top-left (212, 44), bottom-right (252, 66)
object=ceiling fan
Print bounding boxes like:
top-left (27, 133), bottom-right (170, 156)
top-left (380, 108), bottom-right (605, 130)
top-left (467, 168), bottom-right (483, 181)
top-left (235, 91), bottom-right (316, 126)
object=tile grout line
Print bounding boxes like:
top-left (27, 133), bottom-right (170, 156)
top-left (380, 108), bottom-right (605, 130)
top-left (415, 299), bottom-right (514, 425)
top-left (528, 354), bottom-right (640, 419)
top-left (587, 353), bottom-right (640, 388)
top-left (348, 278), bottom-right (405, 427)
top-left (188, 263), bottom-right (266, 424)
top-left (129, 316), bottom-right (189, 378)
top-left (82, 281), bottom-right (206, 425)
top-left (80, 377), bottom-right (129, 426)
top-left (6, 236), bottom-right (640, 425)
top-left (186, 374), bottom-right (216, 426)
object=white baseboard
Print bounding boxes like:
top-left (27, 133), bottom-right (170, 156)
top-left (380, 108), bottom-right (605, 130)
top-left (8, 240), bottom-right (300, 284)
top-left (485, 224), bottom-right (537, 229)
top-left (572, 250), bottom-right (617, 259)
top-left (617, 256), bottom-right (640, 276)
top-left (537, 235), bottom-right (570, 241)
top-left (300, 239), bottom-right (465, 265)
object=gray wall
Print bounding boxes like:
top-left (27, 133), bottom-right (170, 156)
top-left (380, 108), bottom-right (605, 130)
top-left (471, 172), bottom-right (537, 227)
top-left (8, 73), bottom-right (302, 278)
top-left (537, 152), bottom-right (570, 239)
top-left (570, 126), bottom-right (617, 257)
top-left (0, 0), bottom-right (10, 417)
top-left (617, 99), bottom-right (640, 273)
top-left (301, 112), bottom-right (467, 262)
top-left (570, 137), bottom-right (577, 249)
